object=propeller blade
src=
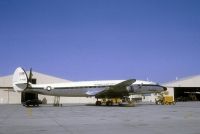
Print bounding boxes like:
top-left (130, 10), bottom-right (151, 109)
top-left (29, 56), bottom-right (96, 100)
top-left (28, 68), bottom-right (33, 83)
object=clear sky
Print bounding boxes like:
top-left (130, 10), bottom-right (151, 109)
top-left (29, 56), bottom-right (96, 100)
top-left (0, 0), bottom-right (200, 83)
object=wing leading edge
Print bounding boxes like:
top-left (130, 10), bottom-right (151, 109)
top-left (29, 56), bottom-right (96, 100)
top-left (95, 79), bottom-right (136, 98)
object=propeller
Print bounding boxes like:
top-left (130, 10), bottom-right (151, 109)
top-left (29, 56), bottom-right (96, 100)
top-left (28, 68), bottom-right (33, 83)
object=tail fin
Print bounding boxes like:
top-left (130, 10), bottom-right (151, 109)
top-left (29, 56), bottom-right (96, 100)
top-left (12, 67), bottom-right (28, 92)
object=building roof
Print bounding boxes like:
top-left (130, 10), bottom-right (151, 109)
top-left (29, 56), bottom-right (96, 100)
top-left (163, 75), bottom-right (200, 87)
top-left (0, 71), bottom-right (71, 88)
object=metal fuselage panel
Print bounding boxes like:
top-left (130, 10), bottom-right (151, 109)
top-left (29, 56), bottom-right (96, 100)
top-left (25, 79), bottom-right (163, 97)
top-left (27, 87), bottom-right (105, 97)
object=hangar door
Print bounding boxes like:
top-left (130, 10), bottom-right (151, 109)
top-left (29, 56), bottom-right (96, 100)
top-left (174, 87), bottom-right (200, 101)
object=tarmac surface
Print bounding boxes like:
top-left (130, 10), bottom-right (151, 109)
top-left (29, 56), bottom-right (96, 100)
top-left (0, 102), bottom-right (200, 134)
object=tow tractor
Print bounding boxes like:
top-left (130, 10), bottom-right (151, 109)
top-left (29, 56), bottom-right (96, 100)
top-left (155, 92), bottom-right (176, 105)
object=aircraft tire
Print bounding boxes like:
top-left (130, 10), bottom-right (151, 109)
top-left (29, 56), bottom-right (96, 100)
top-left (96, 101), bottom-right (102, 106)
top-left (106, 101), bottom-right (113, 106)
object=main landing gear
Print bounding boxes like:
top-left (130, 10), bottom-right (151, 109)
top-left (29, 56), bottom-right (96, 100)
top-left (53, 96), bottom-right (62, 107)
top-left (95, 98), bottom-right (135, 107)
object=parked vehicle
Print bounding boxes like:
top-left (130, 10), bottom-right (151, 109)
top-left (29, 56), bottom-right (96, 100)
top-left (23, 99), bottom-right (42, 107)
top-left (155, 95), bottom-right (176, 105)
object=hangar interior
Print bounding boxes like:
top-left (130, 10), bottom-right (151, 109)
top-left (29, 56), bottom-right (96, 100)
top-left (174, 87), bottom-right (200, 101)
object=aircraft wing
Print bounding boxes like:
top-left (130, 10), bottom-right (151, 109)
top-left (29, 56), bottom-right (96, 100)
top-left (94, 79), bottom-right (136, 98)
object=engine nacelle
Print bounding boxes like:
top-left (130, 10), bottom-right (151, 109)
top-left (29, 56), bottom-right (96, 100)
top-left (12, 67), bottom-right (28, 92)
top-left (126, 86), bottom-right (134, 93)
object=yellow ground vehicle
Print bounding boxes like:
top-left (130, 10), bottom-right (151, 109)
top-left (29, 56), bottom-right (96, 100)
top-left (155, 95), bottom-right (176, 105)
top-left (163, 96), bottom-right (176, 105)
top-left (96, 98), bottom-right (121, 106)
top-left (96, 98), bottom-right (135, 106)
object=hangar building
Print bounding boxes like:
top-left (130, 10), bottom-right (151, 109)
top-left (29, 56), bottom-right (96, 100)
top-left (1, 71), bottom-right (200, 104)
top-left (0, 71), bottom-right (96, 104)
top-left (143, 75), bottom-right (200, 102)
top-left (163, 75), bottom-right (200, 102)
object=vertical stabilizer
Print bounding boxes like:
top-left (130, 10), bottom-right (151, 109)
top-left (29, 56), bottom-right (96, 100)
top-left (12, 67), bottom-right (28, 92)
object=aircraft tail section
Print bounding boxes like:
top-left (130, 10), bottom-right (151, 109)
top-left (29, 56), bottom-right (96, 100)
top-left (12, 67), bottom-right (28, 92)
